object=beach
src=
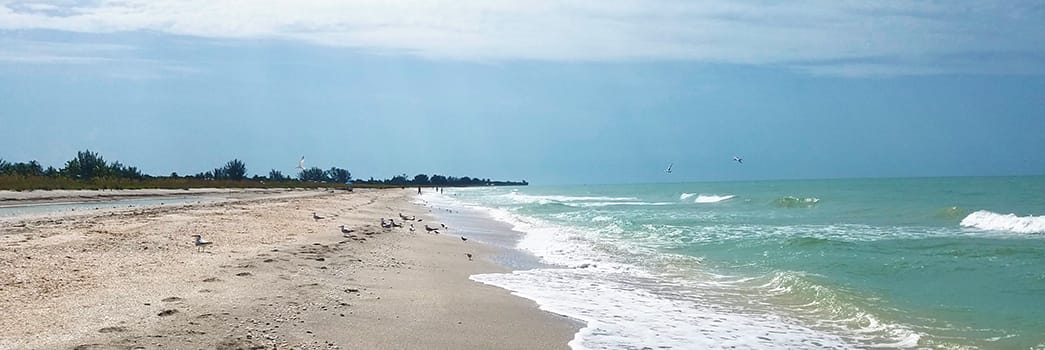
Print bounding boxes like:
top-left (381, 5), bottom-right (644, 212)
top-left (0, 188), bottom-right (578, 349)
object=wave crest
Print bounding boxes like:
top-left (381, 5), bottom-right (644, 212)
top-left (695, 194), bottom-right (736, 204)
top-left (960, 210), bottom-right (1045, 234)
top-left (773, 196), bottom-right (820, 208)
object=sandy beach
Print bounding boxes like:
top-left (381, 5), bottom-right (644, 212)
top-left (0, 188), bottom-right (578, 349)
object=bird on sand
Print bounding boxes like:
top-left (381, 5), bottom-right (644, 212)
top-left (339, 225), bottom-right (354, 234)
top-left (733, 156), bottom-right (743, 164)
top-left (465, 253), bottom-right (473, 261)
top-left (190, 234), bottom-right (212, 252)
top-left (461, 236), bottom-right (468, 242)
top-left (313, 212), bottom-right (324, 221)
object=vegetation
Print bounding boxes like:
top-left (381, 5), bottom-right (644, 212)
top-left (0, 150), bottom-right (527, 191)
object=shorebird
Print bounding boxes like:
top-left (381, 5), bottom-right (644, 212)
top-left (424, 224), bottom-right (439, 233)
top-left (409, 223), bottom-right (416, 232)
top-left (665, 162), bottom-right (673, 174)
top-left (733, 156), bottom-right (743, 164)
top-left (440, 223), bottom-right (447, 230)
top-left (391, 219), bottom-right (402, 228)
top-left (461, 236), bottom-right (468, 242)
top-left (190, 234), bottom-right (212, 252)
top-left (313, 212), bottom-right (324, 221)
top-left (339, 225), bottom-right (354, 234)
top-left (381, 218), bottom-right (393, 229)
top-left (465, 253), bottom-right (473, 261)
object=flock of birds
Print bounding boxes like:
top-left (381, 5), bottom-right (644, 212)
top-left (190, 210), bottom-right (471, 260)
top-left (665, 155), bottom-right (743, 174)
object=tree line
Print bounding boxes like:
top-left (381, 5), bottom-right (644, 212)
top-left (0, 150), bottom-right (526, 190)
top-left (354, 173), bottom-right (527, 187)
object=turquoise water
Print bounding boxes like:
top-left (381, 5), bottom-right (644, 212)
top-left (429, 176), bottom-right (1045, 349)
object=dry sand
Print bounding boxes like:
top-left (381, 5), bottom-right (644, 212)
top-left (0, 188), bottom-right (579, 349)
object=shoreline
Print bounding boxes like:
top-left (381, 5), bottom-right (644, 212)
top-left (0, 188), bottom-right (578, 349)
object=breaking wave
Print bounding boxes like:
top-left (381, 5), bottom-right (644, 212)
top-left (960, 210), bottom-right (1045, 234)
top-left (774, 196), bottom-right (821, 208)
top-left (694, 194), bottom-right (736, 204)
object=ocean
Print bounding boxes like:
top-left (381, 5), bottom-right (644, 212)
top-left (420, 176), bottom-right (1045, 349)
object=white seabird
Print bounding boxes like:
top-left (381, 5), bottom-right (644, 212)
top-left (733, 156), bottom-right (743, 164)
top-left (191, 234), bottom-right (212, 252)
top-left (665, 162), bottom-right (673, 174)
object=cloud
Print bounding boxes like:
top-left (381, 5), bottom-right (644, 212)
top-left (1, 0), bottom-right (1043, 75)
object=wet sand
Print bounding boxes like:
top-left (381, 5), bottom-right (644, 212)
top-left (0, 188), bottom-right (578, 349)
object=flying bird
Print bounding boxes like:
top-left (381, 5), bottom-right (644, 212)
top-left (297, 156), bottom-right (305, 170)
top-left (733, 156), bottom-right (743, 164)
top-left (665, 162), bottom-right (673, 174)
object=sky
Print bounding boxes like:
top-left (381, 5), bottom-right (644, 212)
top-left (1, 1), bottom-right (1043, 185)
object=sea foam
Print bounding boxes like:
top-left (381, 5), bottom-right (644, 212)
top-left (960, 210), bottom-right (1045, 234)
top-left (695, 194), bottom-right (736, 203)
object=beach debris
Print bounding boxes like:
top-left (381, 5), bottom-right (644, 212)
top-left (157, 309), bottom-right (179, 317)
top-left (191, 234), bottom-right (212, 252)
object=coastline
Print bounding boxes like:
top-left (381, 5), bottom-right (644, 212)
top-left (0, 188), bottom-right (578, 349)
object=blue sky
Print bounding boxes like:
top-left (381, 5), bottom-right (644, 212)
top-left (1, 1), bottom-right (1043, 184)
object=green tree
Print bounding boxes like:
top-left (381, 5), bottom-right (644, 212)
top-left (412, 174), bottom-right (429, 185)
top-left (325, 167), bottom-right (352, 183)
top-left (221, 159), bottom-right (247, 180)
top-left (268, 169), bottom-right (288, 181)
top-left (63, 150), bottom-right (109, 180)
top-left (299, 167), bottom-right (328, 182)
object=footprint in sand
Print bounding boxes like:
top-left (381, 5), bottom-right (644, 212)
top-left (161, 297), bottom-right (183, 302)
top-left (202, 277), bottom-right (221, 282)
top-left (235, 272), bottom-right (252, 277)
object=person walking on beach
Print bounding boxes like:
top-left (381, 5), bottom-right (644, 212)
top-left (418, 186), bottom-right (422, 195)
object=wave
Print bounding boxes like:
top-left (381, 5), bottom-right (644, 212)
top-left (503, 192), bottom-right (638, 205)
top-left (773, 196), bottom-right (820, 208)
top-left (960, 210), bottom-right (1045, 234)
top-left (680, 193), bottom-right (697, 200)
top-left (695, 194), bottom-right (736, 203)
top-left (566, 201), bottom-right (675, 208)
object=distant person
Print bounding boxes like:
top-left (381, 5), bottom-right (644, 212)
top-left (418, 186), bottom-right (422, 195)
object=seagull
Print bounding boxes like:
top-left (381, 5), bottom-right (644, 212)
top-left (409, 223), bottom-right (416, 232)
top-left (339, 225), bottom-right (354, 234)
top-left (313, 212), bottom-right (324, 221)
top-left (733, 156), bottom-right (743, 164)
top-left (297, 156), bottom-right (305, 170)
top-left (190, 234), bottom-right (212, 253)
top-left (424, 225), bottom-right (439, 233)
top-left (665, 162), bottom-right (673, 174)
top-left (461, 236), bottom-right (468, 242)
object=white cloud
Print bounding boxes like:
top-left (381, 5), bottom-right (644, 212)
top-left (1, 0), bottom-right (1043, 75)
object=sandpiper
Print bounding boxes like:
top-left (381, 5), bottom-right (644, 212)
top-left (313, 212), bottom-right (324, 221)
